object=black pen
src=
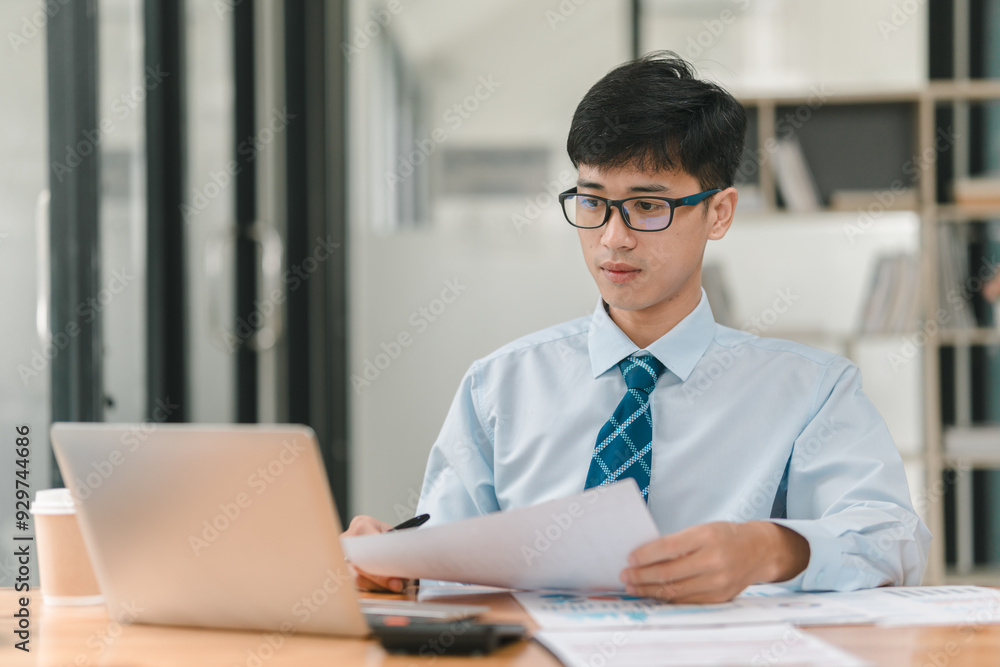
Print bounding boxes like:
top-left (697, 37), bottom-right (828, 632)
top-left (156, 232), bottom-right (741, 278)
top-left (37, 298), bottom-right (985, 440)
top-left (389, 513), bottom-right (430, 532)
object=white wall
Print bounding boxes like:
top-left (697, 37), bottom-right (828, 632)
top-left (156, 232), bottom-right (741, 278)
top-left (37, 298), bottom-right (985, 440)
top-left (642, 0), bottom-right (927, 95)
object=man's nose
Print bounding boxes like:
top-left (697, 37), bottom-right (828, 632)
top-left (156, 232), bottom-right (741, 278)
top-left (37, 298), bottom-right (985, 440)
top-left (601, 204), bottom-right (636, 248)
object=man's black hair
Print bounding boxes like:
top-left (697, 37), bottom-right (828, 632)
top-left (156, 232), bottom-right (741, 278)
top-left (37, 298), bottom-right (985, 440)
top-left (567, 51), bottom-right (747, 191)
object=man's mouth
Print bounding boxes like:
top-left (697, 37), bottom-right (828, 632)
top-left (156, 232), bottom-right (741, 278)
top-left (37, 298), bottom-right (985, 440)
top-left (600, 262), bottom-right (641, 284)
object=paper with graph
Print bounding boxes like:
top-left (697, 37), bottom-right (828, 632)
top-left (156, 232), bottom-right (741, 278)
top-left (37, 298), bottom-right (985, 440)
top-left (513, 586), bottom-right (878, 629)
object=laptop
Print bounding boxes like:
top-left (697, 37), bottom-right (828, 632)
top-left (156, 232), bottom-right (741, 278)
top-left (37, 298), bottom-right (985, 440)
top-left (50, 423), bottom-right (487, 636)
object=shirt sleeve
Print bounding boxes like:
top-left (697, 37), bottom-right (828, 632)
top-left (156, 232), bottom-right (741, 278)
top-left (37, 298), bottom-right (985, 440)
top-left (415, 361), bottom-right (500, 525)
top-left (767, 357), bottom-right (932, 591)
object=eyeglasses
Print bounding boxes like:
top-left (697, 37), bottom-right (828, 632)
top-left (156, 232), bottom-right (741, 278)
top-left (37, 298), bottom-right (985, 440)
top-left (558, 187), bottom-right (721, 232)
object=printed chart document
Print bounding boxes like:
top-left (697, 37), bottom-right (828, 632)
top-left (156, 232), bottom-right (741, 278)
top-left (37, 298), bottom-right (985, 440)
top-left (535, 624), bottom-right (869, 667)
top-left (827, 586), bottom-right (1000, 627)
top-left (341, 480), bottom-right (659, 590)
top-left (517, 585), bottom-right (1000, 631)
top-left (514, 586), bottom-right (878, 629)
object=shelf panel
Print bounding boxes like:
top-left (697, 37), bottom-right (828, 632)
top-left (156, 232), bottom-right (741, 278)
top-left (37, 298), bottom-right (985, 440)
top-left (943, 426), bottom-right (1000, 468)
top-left (944, 566), bottom-right (1000, 586)
top-left (927, 79), bottom-right (1000, 101)
top-left (739, 88), bottom-right (922, 107)
top-left (737, 80), bottom-right (1000, 108)
top-left (935, 204), bottom-right (1000, 222)
top-left (942, 454), bottom-right (1000, 468)
top-left (735, 209), bottom-right (920, 221)
top-left (937, 329), bottom-right (1000, 346)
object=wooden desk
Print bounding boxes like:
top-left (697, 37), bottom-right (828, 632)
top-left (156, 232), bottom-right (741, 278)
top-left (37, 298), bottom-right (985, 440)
top-left (3, 587), bottom-right (1000, 666)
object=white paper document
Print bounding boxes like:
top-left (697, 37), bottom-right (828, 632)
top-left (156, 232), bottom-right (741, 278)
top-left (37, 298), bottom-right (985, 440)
top-left (827, 586), bottom-right (1000, 627)
top-left (341, 480), bottom-right (660, 590)
top-left (514, 586), bottom-right (878, 630)
top-left (535, 624), bottom-right (869, 667)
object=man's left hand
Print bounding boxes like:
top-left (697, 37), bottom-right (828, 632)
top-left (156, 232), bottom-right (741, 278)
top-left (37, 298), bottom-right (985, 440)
top-left (620, 521), bottom-right (810, 603)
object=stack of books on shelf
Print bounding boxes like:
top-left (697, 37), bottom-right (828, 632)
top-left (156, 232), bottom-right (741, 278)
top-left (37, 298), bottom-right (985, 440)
top-left (937, 226), bottom-right (978, 330)
top-left (772, 136), bottom-right (821, 212)
top-left (859, 254), bottom-right (921, 334)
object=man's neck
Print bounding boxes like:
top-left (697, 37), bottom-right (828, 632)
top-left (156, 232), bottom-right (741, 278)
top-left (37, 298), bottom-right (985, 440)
top-left (607, 287), bottom-right (702, 349)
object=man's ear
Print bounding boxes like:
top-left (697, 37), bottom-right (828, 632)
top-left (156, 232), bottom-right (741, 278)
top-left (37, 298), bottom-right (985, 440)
top-left (707, 187), bottom-right (738, 241)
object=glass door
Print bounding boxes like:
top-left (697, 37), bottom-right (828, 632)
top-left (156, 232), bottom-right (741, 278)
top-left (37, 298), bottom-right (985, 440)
top-left (0, 0), bottom-right (54, 587)
top-left (0, 1), bottom-right (355, 569)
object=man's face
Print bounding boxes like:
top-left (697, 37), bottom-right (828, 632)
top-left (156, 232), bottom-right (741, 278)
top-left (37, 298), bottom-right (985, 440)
top-left (575, 163), bottom-right (733, 321)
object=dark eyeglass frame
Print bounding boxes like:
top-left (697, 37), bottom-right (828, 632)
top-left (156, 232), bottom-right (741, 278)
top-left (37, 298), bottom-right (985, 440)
top-left (558, 187), bottom-right (722, 232)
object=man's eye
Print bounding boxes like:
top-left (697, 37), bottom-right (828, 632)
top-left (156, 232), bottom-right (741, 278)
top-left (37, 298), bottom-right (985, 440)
top-left (579, 197), bottom-right (602, 209)
top-left (633, 199), bottom-right (666, 213)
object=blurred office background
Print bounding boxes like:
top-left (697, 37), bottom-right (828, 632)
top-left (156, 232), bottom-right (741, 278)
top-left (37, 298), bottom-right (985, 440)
top-left (3, 0), bottom-right (1000, 585)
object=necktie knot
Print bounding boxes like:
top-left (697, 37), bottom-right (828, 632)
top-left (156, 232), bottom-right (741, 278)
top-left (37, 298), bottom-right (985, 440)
top-left (618, 354), bottom-right (665, 393)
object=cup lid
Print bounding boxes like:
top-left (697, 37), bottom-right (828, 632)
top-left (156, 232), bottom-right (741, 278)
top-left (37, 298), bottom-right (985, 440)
top-left (31, 488), bottom-right (76, 515)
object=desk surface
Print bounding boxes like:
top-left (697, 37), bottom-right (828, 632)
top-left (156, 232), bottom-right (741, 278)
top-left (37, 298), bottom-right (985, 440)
top-left (3, 587), bottom-right (1000, 666)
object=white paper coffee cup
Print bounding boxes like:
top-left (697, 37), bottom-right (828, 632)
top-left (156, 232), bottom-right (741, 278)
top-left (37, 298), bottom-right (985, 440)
top-left (31, 489), bottom-right (104, 606)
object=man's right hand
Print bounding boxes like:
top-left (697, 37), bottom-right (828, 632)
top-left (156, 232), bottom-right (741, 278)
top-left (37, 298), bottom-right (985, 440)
top-left (341, 515), bottom-right (410, 593)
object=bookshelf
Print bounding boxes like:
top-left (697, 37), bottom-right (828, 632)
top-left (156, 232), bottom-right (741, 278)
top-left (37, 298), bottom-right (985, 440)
top-left (731, 75), bottom-right (1000, 585)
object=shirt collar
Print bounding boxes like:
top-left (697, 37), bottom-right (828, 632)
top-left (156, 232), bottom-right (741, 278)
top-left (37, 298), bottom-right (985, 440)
top-left (588, 289), bottom-right (717, 381)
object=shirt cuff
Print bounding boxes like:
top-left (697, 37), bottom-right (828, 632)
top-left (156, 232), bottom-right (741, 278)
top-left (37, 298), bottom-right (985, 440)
top-left (765, 518), bottom-right (841, 591)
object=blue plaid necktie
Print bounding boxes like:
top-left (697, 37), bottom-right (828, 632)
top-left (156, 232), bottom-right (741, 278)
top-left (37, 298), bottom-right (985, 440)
top-left (585, 354), bottom-right (665, 502)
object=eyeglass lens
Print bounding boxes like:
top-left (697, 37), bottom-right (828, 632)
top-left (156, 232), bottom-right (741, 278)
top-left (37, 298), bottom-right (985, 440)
top-left (563, 195), bottom-right (673, 231)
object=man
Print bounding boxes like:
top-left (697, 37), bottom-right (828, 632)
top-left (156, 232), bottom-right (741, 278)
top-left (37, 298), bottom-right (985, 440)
top-left (345, 52), bottom-right (930, 603)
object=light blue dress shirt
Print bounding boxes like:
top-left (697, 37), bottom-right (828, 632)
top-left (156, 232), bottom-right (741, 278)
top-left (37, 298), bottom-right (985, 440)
top-left (416, 291), bottom-right (931, 591)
